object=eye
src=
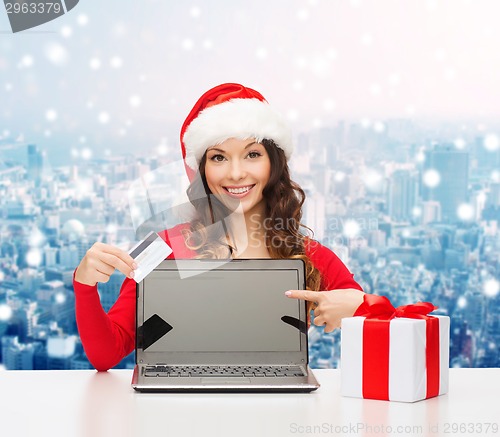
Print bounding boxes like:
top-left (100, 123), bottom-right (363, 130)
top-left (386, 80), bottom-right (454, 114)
top-left (247, 151), bottom-right (262, 159)
top-left (209, 154), bottom-right (226, 162)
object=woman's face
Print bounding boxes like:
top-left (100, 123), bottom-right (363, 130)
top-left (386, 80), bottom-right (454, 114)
top-left (204, 137), bottom-right (271, 217)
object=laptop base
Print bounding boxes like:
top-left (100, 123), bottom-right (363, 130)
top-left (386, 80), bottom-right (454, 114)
top-left (131, 365), bottom-right (320, 393)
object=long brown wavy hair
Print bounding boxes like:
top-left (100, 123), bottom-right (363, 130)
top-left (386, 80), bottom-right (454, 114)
top-left (182, 139), bottom-right (322, 294)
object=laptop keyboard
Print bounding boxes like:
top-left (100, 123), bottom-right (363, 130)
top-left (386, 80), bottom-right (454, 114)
top-left (144, 365), bottom-right (306, 378)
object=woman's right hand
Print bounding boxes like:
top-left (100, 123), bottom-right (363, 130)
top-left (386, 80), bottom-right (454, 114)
top-left (75, 242), bottom-right (137, 286)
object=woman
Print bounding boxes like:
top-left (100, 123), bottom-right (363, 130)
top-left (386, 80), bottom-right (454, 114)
top-left (74, 83), bottom-right (365, 371)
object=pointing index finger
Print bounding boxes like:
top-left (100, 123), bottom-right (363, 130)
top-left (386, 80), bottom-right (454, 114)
top-left (285, 290), bottom-right (323, 302)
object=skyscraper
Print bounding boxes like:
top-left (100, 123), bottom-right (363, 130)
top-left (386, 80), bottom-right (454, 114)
top-left (422, 145), bottom-right (469, 223)
top-left (387, 169), bottom-right (419, 221)
top-left (27, 144), bottom-right (44, 186)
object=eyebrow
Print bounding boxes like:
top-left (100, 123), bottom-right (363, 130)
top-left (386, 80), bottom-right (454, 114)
top-left (207, 141), bottom-right (259, 154)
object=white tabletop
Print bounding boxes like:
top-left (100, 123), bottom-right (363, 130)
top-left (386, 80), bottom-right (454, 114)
top-left (0, 368), bottom-right (498, 437)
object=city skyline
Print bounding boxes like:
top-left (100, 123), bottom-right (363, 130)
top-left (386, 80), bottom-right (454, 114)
top-left (1, 0), bottom-right (499, 371)
top-left (1, 117), bottom-right (499, 370)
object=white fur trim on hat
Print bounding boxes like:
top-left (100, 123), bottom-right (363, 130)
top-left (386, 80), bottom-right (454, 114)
top-left (182, 98), bottom-right (293, 170)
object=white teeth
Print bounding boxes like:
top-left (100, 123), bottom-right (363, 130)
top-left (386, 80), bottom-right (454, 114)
top-left (226, 186), bottom-right (252, 194)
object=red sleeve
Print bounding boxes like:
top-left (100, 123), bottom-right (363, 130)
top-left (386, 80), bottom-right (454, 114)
top-left (74, 273), bottom-right (136, 371)
top-left (73, 223), bottom-right (195, 371)
top-left (305, 239), bottom-right (363, 291)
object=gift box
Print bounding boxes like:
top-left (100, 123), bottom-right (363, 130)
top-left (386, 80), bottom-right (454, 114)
top-left (341, 294), bottom-right (449, 402)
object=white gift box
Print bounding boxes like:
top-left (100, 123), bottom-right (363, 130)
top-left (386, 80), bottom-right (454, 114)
top-left (341, 315), bottom-right (450, 402)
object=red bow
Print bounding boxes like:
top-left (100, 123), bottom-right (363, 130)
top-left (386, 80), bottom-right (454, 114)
top-left (354, 294), bottom-right (437, 320)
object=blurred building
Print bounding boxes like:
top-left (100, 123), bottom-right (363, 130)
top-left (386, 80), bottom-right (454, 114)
top-left (422, 145), bottom-right (469, 223)
top-left (387, 169), bottom-right (419, 221)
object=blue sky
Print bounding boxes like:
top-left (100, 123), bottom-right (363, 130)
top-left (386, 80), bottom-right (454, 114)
top-left (1, 0), bottom-right (500, 161)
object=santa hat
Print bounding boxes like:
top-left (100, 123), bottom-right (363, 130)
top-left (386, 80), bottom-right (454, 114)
top-left (180, 83), bottom-right (293, 181)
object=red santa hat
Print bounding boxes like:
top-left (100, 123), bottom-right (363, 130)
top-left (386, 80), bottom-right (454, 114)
top-left (180, 83), bottom-right (293, 181)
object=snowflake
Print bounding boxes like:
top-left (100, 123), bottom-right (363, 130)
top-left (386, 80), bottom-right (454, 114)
top-left (334, 172), bottom-right (346, 182)
top-left (362, 169), bottom-right (382, 188)
top-left (26, 249), bottom-right (42, 267)
top-left (296, 9), bottom-right (309, 20)
top-left (323, 99), bottom-right (336, 112)
top-left (412, 206), bottom-right (422, 217)
top-left (190, 6), bottom-right (201, 18)
top-left (106, 223), bottom-right (117, 234)
top-left (388, 73), bottom-right (401, 85)
top-left (20, 55), bottom-right (34, 68)
top-left (0, 304), bottom-right (12, 322)
top-left (110, 56), bottom-right (123, 69)
top-left (255, 48), bottom-right (268, 60)
top-left (457, 203), bottom-right (474, 221)
top-left (129, 95), bottom-right (141, 108)
top-left (454, 138), bottom-right (466, 149)
top-left (182, 39), bottom-right (194, 50)
top-left (89, 58), bottom-right (101, 70)
top-left (157, 144), bottom-right (168, 156)
top-left (287, 109), bottom-right (299, 121)
top-left (483, 279), bottom-right (499, 298)
top-left (457, 296), bottom-right (467, 309)
top-left (373, 121), bottom-right (385, 133)
top-left (81, 148), bottom-right (92, 159)
top-left (77, 14), bottom-right (89, 26)
top-left (360, 118), bottom-right (371, 129)
top-left (46, 109), bottom-right (58, 122)
top-left (423, 169), bottom-right (440, 188)
top-left (343, 220), bottom-right (360, 238)
top-left (98, 112), bottom-right (110, 124)
top-left (484, 134), bottom-right (499, 152)
top-left (61, 26), bottom-right (72, 38)
top-left (29, 228), bottom-right (45, 247)
top-left (55, 293), bottom-right (66, 304)
top-left (361, 33), bottom-right (373, 46)
top-left (45, 42), bottom-right (68, 66)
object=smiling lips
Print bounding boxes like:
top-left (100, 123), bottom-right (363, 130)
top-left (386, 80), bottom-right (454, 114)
top-left (223, 184), bottom-right (255, 198)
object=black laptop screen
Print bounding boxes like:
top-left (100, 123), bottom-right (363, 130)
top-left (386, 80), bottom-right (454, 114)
top-left (141, 269), bottom-right (303, 353)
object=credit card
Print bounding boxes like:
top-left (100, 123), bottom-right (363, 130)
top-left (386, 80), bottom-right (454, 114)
top-left (128, 231), bottom-right (172, 283)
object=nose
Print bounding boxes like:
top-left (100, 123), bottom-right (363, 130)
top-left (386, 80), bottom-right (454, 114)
top-left (228, 159), bottom-right (246, 181)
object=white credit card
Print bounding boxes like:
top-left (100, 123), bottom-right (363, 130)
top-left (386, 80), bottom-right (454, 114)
top-left (128, 231), bottom-right (173, 283)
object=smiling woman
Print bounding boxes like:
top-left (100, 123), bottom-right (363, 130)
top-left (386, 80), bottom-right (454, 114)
top-left (73, 83), bottom-right (365, 371)
top-left (205, 138), bottom-right (271, 216)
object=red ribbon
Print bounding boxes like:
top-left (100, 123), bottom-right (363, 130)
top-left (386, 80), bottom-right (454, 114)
top-left (353, 294), bottom-right (440, 400)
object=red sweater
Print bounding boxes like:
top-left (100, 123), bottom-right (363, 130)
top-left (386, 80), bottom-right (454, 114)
top-left (73, 224), bottom-right (362, 371)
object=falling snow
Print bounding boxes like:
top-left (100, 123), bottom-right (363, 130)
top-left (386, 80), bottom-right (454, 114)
top-left (343, 220), bottom-right (360, 238)
top-left (45, 109), bottom-right (58, 122)
top-left (457, 203), bottom-right (474, 221)
top-left (61, 26), bottom-right (73, 38)
top-left (110, 56), bottom-right (123, 69)
top-left (423, 169), bottom-right (440, 188)
top-left (89, 58), bottom-right (101, 70)
top-left (483, 279), bottom-right (499, 298)
top-left (484, 134), bottom-right (499, 151)
top-left (98, 112), bottom-right (110, 124)
top-left (44, 42), bottom-right (68, 66)
top-left (0, 304), bottom-right (13, 322)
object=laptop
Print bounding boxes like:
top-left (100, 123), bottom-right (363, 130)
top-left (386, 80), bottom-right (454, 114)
top-left (131, 259), bottom-right (320, 392)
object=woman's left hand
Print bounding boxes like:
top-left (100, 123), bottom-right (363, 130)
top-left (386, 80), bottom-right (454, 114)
top-left (285, 288), bottom-right (365, 333)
